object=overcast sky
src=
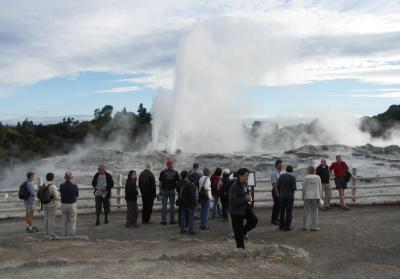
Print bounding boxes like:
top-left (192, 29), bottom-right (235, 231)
top-left (0, 0), bottom-right (399, 123)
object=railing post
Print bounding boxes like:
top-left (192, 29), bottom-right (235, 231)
top-left (117, 174), bottom-right (123, 210)
top-left (352, 168), bottom-right (357, 203)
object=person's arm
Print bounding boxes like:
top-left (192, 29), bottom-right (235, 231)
top-left (343, 161), bottom-right (349, 171)
top-left (318, 177), bottom-right (322, 198)
top-left (107, 173), bottom-right (115, 190)
top-left (28, 182), bottom-right (35, 199)
top-left (150, 173), bottom-right (156, 197)
top-left (75, 185), bottom-right (79, 198)
top-left (205, 177), bottom-right (212, 199)
top-left (92, 174), bottom-right (98, 188)
top-left (52, 184), bottom-right (60, 201)
top-left (271, 173), bottom-right (279, 195)
top-left (293, 177), bottom-right (297, 192)
top-left (302, 180), bottom-right (306, 200)
top-left (158, 171), bottom-right (163, 193)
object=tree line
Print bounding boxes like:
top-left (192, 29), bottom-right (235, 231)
top-left (0, 103), bottom-right (152, 167)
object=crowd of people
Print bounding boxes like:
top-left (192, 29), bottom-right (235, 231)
top-left (18, 155), bottom-right (351, 254)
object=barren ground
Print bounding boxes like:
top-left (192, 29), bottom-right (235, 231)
top-left (0, 206), bottom-right (399, 279)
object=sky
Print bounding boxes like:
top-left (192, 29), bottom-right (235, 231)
top-left (0, 0), bottom-right (400, 124)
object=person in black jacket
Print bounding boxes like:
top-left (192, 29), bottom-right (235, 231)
top-left (179, 171), bottom-right (198, 235)
top-left (277, 165), bottom-right (297, 231)
top-left (229, 168), bottom-right (258, 254)
top-left (125, 170), bottom-right (139, 228)
top-left (220, 169), bottom-right (231, 221)
top-left (316, 159), bottom-right (331, 210)
top-left (92, 164), bottom-right (114, 226)
top-left (139, 163), bottom-right (156, 224)
top-left (159, 159), bottom-right (180, 225)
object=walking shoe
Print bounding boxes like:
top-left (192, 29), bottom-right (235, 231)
top-left (170, 221), bottom-right (177, 225)
top-left (125, 224), bottom-right (130, 228)
top-left (160, 221), bottom-right (167, 225)
top-left (302, 228), bottom-right (308, 231)
top-left (188, 231), bottom-right (196, 235)
top-left (285, 227), bottom-right (294, 232)
top-left (272, 221), bottom-right (280, 225)
top-left (343, 206), bottom-right (350, 211)
top-left (311, 228), bottom-right (320, 231)
top-left (27, 227), bottom-right (39, 233)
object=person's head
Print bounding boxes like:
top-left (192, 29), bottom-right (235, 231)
top-left (203, 167), bottom-right (211, 177)
top-left (275, 159), bottom-right (283, 172)
top-left (307, 166), bottom-right (316, 175)
top-left (145, 162), bottom-right (152, 170)
top-left (128, 170), bottom-right (137, 181)
top-left (98, 164), bottom-right (106, 175)
top-left (321, 159), bottom-right (327, 166)
top-left (213, 167), bottom-right (222, 177)
top-left (167, 159), bottom-right (174, 169)
top-left (336, 155), bottom-right (342, 163)
top-left (237, 168), bottom-right (250, 184)
top-left (180, 170), bottom-right (188, 180)
top-left (46, 172), bottom-right (55, 182)
top-left (286, 165), bottom-right (293, 173)
top-left (193, 163), bottom-right (199, 171)
top-left (64, 171), bottom-right (73, 181)
top-left (26, 172), bottom-right (36, 181)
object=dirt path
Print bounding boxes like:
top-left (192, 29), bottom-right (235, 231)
top-left (0, 206), bottom-right (399, 278)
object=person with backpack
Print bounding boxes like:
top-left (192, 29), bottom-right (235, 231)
top-left (138, 163), bottom-right (156, 224)
top-left (211, 167), bottom-right (223, 219)
top-left (189, 163), bottom-right (202, 189)
top-left (199, 167), bottom-right (212, 230)
top-left (59, 172), bottom-right (79, 237)
top-left (220, 169), bottom-right (231, 221)
top-left (316, 159), bottom-right (332, 210)
top-left (92, 164), bottom-right (114, 226)
top-left (229, 168), bottom-right (258, 255)
top-left (277, 166), bottom-right (297, 231)
top-left (159, 159), bottom-right (180, 225)
top-left (20, 172), bottom-right (39, 233)
top-left (125, 170), bottom-right (139, 228)
top-left (40, 173), bottom-right (60, 237)
top-left (330, 155), bottom-right (350, 211)
top-left (179, 171), bottom-right (198, 235)
top-left (271, 160), bottom-right (283, 225)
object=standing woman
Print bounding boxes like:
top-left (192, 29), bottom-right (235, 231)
top-left (211, 167), bottom-right (223, 219)
top-left (199, 168), bottom-right (212, 230)
top-left (302, 166), bottom-right (322, 231)
top-left (125, 170), bottom-right (139, 228)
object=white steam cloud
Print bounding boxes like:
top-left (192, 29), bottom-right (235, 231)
top-left (152, 18), bottom-right (291, 153)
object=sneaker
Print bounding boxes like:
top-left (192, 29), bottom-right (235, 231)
top-left (311, 228), bottom-right (320, 231)
top-left (272, 221), bottom-right (280, 225)
top-left (27, 227), bottom-right (39, 233)
top-left (285, 227), bottom-right (294, 231)
top-left (125, 224), bottom-right (130, 228)
top-left (343, 206), bottom-right (350, 211)
top-left (244, 234), bottom-right (249, 241)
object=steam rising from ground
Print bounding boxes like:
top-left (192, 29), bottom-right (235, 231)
top-left (152, 19), bottom-right (291, 153)
top-left (151, 19), bottom-right (400, 153)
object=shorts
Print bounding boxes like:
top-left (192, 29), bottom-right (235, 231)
top-left (334, 177), bottom-right (347, 190)
top-left (25, 202), bottom-right (34, 213)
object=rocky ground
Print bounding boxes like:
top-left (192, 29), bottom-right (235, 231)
top-left (0, 206), bottom-right (399, 278)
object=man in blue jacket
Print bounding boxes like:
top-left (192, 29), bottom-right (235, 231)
top-left (277, 165), bottom-right (297, 231)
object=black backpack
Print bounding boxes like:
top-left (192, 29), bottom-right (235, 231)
top-left (37, 184), bottom-right (53, 204)
top-left (18, 182), bottom-right (30, 200)
top-left (198, 178), bottom-right (210, 202)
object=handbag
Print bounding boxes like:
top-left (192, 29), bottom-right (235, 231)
top-left (198, 178), bottom-right (210, 202)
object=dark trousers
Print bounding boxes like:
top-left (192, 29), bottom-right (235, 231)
top-left (279, 197), bottom-right (294, 230)
top-left (95, 196), bottom-right (110, 218)
top-left (126, 200), bottom-right (138, 226)
top-left (141, 195), bottom-right (154, 223)
top-left (180, 207), bottom-right (194, 233)
top-left (231, 207), bottom-right (258, 249)
top-left (220, 196), bottom-right (229, 220)
top-left (271, 190), bottom-right (280, 223)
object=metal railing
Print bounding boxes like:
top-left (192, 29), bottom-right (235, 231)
top-left (1, 168), bottom-right (399, 218)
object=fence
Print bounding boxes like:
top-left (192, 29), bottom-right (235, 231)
top-left (1, 168), bottom-right (400, 218)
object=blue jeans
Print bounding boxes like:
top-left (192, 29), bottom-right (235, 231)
top-left (180, 207), bottom-right (194, 233)
top-left (200, 199), bottom-right (210, 228)
top-left (212, 196), bottom-right (222, 218)
top-left (161, 190), bottom-right (175, 223)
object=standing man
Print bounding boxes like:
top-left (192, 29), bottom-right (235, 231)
top-left (271, 160), bottom-right (283, 225)
top-left (20, 172), bottom-right (39, 233)
top-left (330, 155), bottom-right (350, 210)
top-left (189, 163), bottom-right (202, 188)
top-left (159, 159), bottom-right (180, 225)
top-left (277, 166), bottom-right (297, 231)
top-left (92, 164), bottom-right (114, 226)
top-left (316, 159), bottom-right (332, 210)
top-left (139, 163), bottom-right (156, 224)
top-left (229, 168), bottom-right (258, 255)
top-left (59, 171), bottom-right (79, 237)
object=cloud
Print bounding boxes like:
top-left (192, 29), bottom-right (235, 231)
top-left (96, 86), bottom-right (143, 94)
top-left (0, 0), bottom-right (400, 91)
top-left (349, 92), bottom-right (400, 98)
